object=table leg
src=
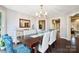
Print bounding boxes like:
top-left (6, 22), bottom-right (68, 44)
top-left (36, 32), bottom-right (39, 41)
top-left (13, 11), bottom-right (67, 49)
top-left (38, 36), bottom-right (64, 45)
top-left (33, 47), bottom-right (37, 53)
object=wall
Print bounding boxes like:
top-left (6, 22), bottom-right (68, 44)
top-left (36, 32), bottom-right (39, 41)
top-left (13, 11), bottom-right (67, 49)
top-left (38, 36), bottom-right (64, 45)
top-left (60, 16), bottom-right (68, 39)
top-left (66, 16), bottom-right (71, 41)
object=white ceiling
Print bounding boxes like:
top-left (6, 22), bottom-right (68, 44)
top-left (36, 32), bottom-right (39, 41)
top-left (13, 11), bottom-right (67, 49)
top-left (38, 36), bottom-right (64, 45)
top-left (3, 5), bottom-right (79, 17)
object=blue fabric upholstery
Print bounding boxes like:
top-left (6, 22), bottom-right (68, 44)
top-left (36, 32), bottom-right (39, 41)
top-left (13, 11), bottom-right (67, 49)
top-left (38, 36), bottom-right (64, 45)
top-left (14, 44), bottom-right (31, 53)
top-left (2, 34), bottom-right (31, 53)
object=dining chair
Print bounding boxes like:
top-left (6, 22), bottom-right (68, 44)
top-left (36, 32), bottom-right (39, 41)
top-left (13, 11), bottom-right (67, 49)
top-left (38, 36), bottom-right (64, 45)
top-left (2, 34), bottom-right (31, 53)
top-left (48, 30), bottom-right (57, 52)
top-left (49, 30), bottom-right (57, 45)
top-left (38, 31), bottom-right (50, 53)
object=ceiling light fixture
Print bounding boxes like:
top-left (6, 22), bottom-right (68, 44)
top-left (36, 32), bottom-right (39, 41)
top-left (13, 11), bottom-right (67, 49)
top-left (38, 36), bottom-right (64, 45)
top-left (36, 5), bottom-right (47, 18)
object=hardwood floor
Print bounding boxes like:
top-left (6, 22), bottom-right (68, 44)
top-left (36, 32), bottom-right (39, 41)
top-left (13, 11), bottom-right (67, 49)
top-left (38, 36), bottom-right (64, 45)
top-left (17, 32), bottom-right (79, 53)
top-left (0, 36), bottom-right (78, 53)
top-left (37, 37), bottom-right (78, 53)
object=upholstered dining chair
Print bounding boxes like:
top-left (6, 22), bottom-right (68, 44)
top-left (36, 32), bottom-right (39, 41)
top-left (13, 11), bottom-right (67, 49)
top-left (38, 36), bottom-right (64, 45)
top-left (38, 31), bottom-right (50, 53)
top-left (48, 30), bottom-right (57, 52)
top-left (2, 34), bottom-right (31, 53)
top-left (49, 30), bottom-right (57, 45)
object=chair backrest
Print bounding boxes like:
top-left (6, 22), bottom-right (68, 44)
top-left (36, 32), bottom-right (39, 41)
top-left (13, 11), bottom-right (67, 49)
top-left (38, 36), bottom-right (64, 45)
top-left (2, 34), bottom-right (14, 53)
top-left (41, 31), bottom-right (50, 52)
top-left (49, 30), bottom-right (57, 45)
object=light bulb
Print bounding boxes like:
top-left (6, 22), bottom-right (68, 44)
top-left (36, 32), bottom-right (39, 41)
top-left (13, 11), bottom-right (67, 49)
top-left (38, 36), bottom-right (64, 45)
top-left (36, 12), bottom-right (38, 16)
top-left (45, 12), bottom-right (47, 15)
top-left (40, 11), bottom-right (42, 14)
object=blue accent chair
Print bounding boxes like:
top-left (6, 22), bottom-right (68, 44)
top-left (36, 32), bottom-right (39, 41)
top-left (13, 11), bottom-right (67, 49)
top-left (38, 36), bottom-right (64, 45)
top-left (2, 34), bottom-right (31, 53)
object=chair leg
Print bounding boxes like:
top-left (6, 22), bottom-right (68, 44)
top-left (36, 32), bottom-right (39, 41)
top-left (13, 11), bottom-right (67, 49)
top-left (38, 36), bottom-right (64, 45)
top-left (49, 45), bottom-right (52, 53)
top-left (32, 47), bottom-right (37, 53)
top-left (49, 42), bottom-right (56, 53)
top-left (52, 41), bottom-right (56, 48)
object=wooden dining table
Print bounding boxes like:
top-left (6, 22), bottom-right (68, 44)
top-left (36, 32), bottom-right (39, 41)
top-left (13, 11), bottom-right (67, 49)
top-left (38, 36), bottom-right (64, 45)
top-left (17, 33), bottom-right (44, 52)
top-left (19, 36), bottom-right (43, 48)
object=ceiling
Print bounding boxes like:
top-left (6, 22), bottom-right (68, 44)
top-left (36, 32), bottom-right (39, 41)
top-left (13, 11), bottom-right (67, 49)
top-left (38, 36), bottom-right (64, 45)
top-left (3, 5), bottom-right (79, 17)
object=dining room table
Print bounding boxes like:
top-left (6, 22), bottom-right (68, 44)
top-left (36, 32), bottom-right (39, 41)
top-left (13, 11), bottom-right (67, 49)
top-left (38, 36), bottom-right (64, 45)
top-left (17, 32), bottom-right (44, 53)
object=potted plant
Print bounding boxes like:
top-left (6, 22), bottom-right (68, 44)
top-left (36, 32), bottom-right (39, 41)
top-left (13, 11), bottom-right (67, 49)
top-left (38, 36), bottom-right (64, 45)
top-left (0, 38), bottom-right (5, 50)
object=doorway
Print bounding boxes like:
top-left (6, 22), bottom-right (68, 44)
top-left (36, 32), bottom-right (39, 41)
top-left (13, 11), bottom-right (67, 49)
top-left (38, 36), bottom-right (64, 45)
top-left (71, 14), bottom-right (79, 37)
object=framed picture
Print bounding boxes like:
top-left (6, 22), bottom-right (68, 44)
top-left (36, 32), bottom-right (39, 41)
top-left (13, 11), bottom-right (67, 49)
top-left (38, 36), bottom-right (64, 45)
top-left (39, 20), bottom-right (45, 30)
top-left (52, 19), bottom-right (60, 29)
top-left (19, 19), bottom-right (30, 28)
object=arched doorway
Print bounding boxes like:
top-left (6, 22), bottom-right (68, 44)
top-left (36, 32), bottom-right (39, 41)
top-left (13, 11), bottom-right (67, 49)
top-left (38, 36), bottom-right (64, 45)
top-left (71, 14), bottom-right (79, 37)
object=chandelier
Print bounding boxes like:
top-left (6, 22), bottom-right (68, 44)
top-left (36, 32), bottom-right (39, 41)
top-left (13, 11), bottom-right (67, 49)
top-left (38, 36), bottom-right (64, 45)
top-left (36, 5), bottom-right (47, 18)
